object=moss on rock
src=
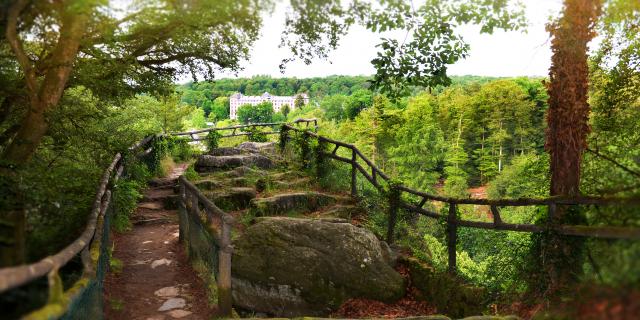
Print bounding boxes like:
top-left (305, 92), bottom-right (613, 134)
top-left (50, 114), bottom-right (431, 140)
top-left (232, 217), bottom-right (405, 317)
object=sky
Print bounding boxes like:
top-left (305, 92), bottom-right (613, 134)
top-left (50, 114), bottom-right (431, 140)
top-left (227, 0), bottom-right (564, 79)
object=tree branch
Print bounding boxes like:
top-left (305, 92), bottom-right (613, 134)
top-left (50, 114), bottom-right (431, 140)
top-left (5, 0), bottom-right (38, 101)
top-left (586, 147), bottom-right (640, 178)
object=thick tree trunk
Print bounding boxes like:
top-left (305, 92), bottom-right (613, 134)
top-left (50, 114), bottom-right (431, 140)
top-left (0, 3), bottom-right (89, 266)
top-left (541, 0), bottom-right (601, 295)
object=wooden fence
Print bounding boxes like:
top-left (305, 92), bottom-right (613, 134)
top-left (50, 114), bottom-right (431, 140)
top-left (0, 136), bottom-right (155, 319)
top-left (281, 124), bottom-right (640, 274)
top-left (177, 176), bottom-right (234, 316)
top-left (172, 118), bottom-right (318, 141)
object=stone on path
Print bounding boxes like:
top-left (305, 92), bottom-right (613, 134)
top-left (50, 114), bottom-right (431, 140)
top-left (154, 286), bottom-right (179, 297)
top-left (151, 258), bottom-right (172, 269)
top-left (167, 310), bottom-right (193, 318)
top-left (158, 298), bottom-right (186, 311)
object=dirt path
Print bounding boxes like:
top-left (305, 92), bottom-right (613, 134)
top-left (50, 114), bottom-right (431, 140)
top-left (104, 164), bottom-right (215, 320)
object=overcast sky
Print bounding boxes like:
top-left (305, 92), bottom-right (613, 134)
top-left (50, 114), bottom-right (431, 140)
top-left (226, 0), bottom-right (564, 79)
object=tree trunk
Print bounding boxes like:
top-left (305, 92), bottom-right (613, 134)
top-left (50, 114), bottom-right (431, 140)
top-left (0, 3), bottom-right (90, 266)
top-left (540, 0), bottom-right (601, 295)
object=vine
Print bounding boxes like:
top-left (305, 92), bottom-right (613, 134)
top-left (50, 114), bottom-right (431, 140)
top-left (314, 138), bottom-right (330, 181)
top-left (279, 125), bottom-right (290, 152)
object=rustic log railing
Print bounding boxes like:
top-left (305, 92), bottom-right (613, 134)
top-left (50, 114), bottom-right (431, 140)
top-left (0, 135), bottom-right (155, 319)
top-left (281, 124), bottom-right (640, 274)
top-left (177, 176), bottom-right (235, 316)
top-left (173, 118), bottom-right (318, 141)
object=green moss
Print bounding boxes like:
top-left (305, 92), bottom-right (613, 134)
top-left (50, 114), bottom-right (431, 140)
top-left (22, 275), bottom-right (92, 320)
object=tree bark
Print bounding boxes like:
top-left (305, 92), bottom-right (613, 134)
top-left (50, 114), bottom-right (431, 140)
top-left (0, 2), bottom-right (90, 266)
top-left (541, 0), bottom-right (601, 295)
top-left (2, 3), bottom-right (89, 167)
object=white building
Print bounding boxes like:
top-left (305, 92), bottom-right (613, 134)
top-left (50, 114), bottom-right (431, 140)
top-left (229, 92), bottom-right (309, 120)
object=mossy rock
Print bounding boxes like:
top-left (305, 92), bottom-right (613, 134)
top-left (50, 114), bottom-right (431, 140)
top-left (195, 154), bottom-right (274, 172)
top-left (404, 257), bottom-right (487, 318)
top-left (233, 166), bottom-right (268, 177)
top-left (272, 178), bottom-right (312, 190)
top-left (232, 217), bottom-right (405, 317)
top-left (237, 141), bottom-right (276, 153)
top-left (205, 187), bottom-right (257, 211)
top-left (319, 205), bottom-right (365, 220)
top-left (230, 177), bottom-right (249, 187)
top-left (209, 147), bottom-right (251, 156)
top-left (248, 192), bottom-right (339, 217)
top-left (195, 179), bottom-right (222, 190)
top-left (269, 170), bottom-right (307, 181)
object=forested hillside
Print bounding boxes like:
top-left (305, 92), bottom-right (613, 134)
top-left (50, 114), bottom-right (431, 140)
top-left (1, 0), bottom-right (638, 319)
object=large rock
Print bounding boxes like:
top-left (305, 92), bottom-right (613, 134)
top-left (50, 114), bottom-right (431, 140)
top-left (231, 217), bottom-right (405, 316)
top-left (248, 192), bottom-right (341, 217)
top-left (208, 147), bottom-right (252, 156)
top-left (237, 141), bottom-right (276, 153)
top-left (205, 187), bottom-right (256, 211)
top-left (195, 154), bottom-right (274, 172)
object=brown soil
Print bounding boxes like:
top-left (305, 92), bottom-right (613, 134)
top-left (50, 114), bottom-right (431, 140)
top-left (332, 264), bottom-right (437, 318)
top-left (104, 164), bottom-right (215, 320)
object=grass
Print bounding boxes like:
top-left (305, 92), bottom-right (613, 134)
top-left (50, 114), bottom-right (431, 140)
top-left (159, 155), bottom-right (176, 177)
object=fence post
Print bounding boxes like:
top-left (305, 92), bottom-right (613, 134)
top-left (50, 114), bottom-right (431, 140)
top-left (447, 202), bottom-right (458, 274)
top-left (218, 218), bottom-right (233, 317)
top-left (351, 147), bottom-right (357, 198)
top-left (386, 185), bottom-right (399, 244)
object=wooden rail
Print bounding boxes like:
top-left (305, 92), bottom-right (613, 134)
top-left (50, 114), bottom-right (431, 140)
top-left (281, 125), bottom-right (640, 274)
top-left (178, 176), bottom-right (235, 317)
top-left (0, 135), bottom-right (154, 308)
top-left (173, 118), bottom-right (318, 139)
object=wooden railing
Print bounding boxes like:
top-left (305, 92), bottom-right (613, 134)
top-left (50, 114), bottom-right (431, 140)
top-left (177, 176), bottom-right (234, 316)
top-left (173, 118), bottom-right (318, 141)
top-left (281, 124), bottom-right (640, 274)
top-left (0, 135), bottom-right (155, 318)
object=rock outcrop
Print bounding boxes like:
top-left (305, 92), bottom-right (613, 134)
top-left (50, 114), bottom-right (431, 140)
top-left (248, 192), bottom-right (342, 217)
top-left (194, 154), bottom-right (274, 172)
top-left (231, 217), bottom-right (405, 317)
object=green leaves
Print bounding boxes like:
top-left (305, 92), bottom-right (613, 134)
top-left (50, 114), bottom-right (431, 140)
top-left (279, 0), bottom-right (526, 99)
top-left (237, 102), bottom-right (275, 124)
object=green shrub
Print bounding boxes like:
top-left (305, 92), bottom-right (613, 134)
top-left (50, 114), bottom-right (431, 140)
top-left (245, 126), bottom-right (268, 142)
top-left (206, 130), bottom-right (221, 151)
top-left (169, 137), bottom-right (194, 161)
top-left (112, 180), bottom-right (143, 232)
top-left (184, 166), bottom-right (199, 181)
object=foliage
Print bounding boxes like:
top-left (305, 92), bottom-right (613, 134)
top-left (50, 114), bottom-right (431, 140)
top-left (206, 131), bottom-right (222, 151)
top-left (112, 180), bottom-right (143, 233)
top-left (487, 154), bottom-right (550, 199)
top-left (237, 102), bottom-right (274, 124)
top-left (244, 126), bottom-right (269, 143)
top-left (184, 166), bottom-right (199, 181)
